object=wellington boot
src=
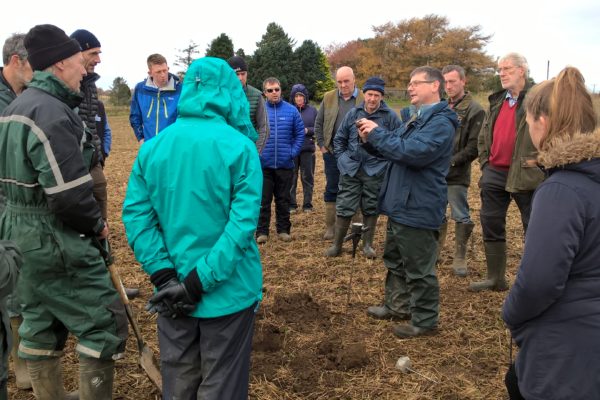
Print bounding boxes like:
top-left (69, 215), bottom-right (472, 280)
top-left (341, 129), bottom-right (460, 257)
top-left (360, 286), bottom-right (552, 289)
top-left (323, 202), bottom-right (336, 240)
top-left (10, 317), bottom-right (31, 389)
top-left (469, 241), bottom-right (508, 292)
top-left (451, 222), bottom-right (474, 277)
top-left (79, 357), bottom-right (114, 400)
top-left (362, 215), bottom-right (378, 259)
top-left (325, 217), bottom-right (352, 257)
top-left (436, 222), bottom-right (448, 263)
top-left (27, 357), bottom-right (66, 400)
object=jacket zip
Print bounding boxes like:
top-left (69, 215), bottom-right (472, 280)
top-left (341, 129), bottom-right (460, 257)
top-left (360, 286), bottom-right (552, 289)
top-left (146, 98), bottom-right (154, 119)
top-left (274, 103), bottom-right (278, 167)
top-left (155, 91), bottom-right (161, 137)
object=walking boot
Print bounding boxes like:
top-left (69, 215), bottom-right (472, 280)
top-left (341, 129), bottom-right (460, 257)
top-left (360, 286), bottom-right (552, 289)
top-left (323, 202), bottom-right (336, 240)
top-left (79, 357), bottom-right (114, 400)
top-left (469, 241), bottom-right (508, 292)
top-left (452, 222), bottom-right (474, 277)
top-left (27, 357), bottom-right (67, 400)
top-left (436, 222), bottom-right (448, 263)
top-left (324, 216), bottom-right (352, 257)
top-left (362, 215), bottom-right (378, 259)
top-left (10, 317), bottom-right (31, 389)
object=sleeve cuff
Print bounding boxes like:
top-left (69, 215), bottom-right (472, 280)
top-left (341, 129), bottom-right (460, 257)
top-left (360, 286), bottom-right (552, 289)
top-left (183, 269), bottom-right (203, 302)
top-left (150, 268), bottom-right (178, 288)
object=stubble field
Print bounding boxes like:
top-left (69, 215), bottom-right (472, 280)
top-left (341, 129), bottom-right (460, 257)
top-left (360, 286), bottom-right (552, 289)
top-left (8, 107), bottom-right (528, 400)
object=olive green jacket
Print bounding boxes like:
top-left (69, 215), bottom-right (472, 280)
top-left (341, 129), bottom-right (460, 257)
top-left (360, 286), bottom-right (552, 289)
top-left (315, 88), bottom-right (364, 152)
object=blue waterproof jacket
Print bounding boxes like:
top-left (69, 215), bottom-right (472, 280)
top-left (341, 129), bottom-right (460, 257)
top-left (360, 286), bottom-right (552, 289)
top-left (261, 99), bottom-right (304, 169)
top-left (334, 100), bottom-right (402, 177)
top-left (502, 130), bottom-right (600, 400)
top-left (122, 58), bottom-right (262, 318)
top-left (365, 101), bottom-right (457, 230)
top-left (129, 73), bottom-right (182, 142)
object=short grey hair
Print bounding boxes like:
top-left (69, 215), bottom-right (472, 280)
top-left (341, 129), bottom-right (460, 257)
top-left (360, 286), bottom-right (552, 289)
top-left (3, 33), bottom-right (27, 66)
top-left (442, 65), bottom-right (465, 80)
top-left (499, 52), bottom-right (529, 78)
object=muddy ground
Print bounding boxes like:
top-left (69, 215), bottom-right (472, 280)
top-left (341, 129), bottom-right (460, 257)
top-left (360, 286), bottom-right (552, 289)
top-left (7, 110), bottom-right (525, 399)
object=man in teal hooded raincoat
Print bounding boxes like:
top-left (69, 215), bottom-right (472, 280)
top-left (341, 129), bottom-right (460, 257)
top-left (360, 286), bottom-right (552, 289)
top-left (122, 57), bottom-right (263, 400)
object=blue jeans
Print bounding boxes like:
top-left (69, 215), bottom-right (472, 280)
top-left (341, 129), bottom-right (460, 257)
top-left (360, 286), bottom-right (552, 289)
top-left (322, 152), bottom-right (340, 203)
top-left (446, 185), bottom-right (471, 223)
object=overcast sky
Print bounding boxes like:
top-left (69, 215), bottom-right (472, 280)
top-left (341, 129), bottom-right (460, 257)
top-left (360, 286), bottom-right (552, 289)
top-left (3, 0), bottom-right (599, 92)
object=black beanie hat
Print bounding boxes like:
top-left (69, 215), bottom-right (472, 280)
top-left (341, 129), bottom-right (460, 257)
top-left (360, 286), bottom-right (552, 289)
top-left (25, 24), bottom-right (82, 71)
top-left (363, 76), bottom-right (385, 95)
top-left (227, 56), bottom-right (247, 72)
top-left (70, 29), bottom-right (101, 50)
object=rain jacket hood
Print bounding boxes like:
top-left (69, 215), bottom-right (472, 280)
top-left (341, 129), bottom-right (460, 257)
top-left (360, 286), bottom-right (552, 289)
top-left (289, 84), bottom-right (309, 104)
top-left (177, 57), bottom-right (257, 142)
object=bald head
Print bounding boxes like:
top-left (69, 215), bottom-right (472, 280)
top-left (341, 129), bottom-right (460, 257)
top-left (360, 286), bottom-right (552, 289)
top-left (335, 66), bottom-right (355, 100)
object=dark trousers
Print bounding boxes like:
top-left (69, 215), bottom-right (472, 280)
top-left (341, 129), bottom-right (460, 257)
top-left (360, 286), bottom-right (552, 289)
top-left (382, 220), bottom-right (439, 328)
top-left (505, 363), bottom-right (526, 400)
top-left (157, 304), bottom-right (256, 400)
top-left (479, 166), bottom-right (533, 242)
top-left (336, 169), bottom-right (384, 218)
top-left (322, 152), bottom-right (340, 203)
top-left (290, 151), bottom-right (315, 210)
top-left (257, 168), bottom-right (293, 236)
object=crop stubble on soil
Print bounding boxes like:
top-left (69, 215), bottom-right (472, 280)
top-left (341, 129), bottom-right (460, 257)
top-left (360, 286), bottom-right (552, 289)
top-left (8, 111), bottom-right (526, 399)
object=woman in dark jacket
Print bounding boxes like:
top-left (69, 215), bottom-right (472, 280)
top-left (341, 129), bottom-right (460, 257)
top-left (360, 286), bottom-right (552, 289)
top-left (502, 66), bottom-right (600, 400)
top-left (289, 84), bottom-right (318, 212)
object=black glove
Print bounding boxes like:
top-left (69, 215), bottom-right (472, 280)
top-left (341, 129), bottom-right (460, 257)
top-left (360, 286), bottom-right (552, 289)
top-left (146, 269), bottom-right (203, 319)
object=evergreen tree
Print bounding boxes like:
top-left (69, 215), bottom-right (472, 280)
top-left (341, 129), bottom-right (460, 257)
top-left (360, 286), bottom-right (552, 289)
top-left (293, 40), bottom-right (333, 102)
top-left (174, 40), bottom-right (200, 77)
top-left (205, 33), bottom-right (234, 60)
top-left (248, 23), bottom-right (298, 97)
top-left (109, 77), bottom-right (131, 106)
top-left (314, 52), bottom-right (336, 101)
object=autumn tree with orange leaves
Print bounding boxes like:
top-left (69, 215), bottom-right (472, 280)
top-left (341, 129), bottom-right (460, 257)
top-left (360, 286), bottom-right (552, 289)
top-left (326, 15), bottom-right (496, 91)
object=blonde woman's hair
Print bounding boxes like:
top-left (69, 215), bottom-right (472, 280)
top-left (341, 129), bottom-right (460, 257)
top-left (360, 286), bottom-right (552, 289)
top-left (524, 66), bottom-right (596, 150)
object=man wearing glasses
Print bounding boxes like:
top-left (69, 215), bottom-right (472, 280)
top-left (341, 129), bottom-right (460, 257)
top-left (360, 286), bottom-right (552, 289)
top-left (256, 78), bottom-right (304, 244)
top-left (470, 53), bottom-right (544, 292)
top-left (358, 67), bottom-right (457, 338)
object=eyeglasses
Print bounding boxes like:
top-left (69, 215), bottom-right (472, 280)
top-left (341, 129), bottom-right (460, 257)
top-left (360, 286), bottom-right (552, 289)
top-left (407, 80), bottom-right (434, 88)
top-left (265, 88), bottom-right (280, 93)
top-left (497, 66), bottom-right (516, 74)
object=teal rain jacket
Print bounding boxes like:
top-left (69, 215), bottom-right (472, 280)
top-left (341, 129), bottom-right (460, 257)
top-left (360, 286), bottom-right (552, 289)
top-left (122, 57), bottom-right (262, 318)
